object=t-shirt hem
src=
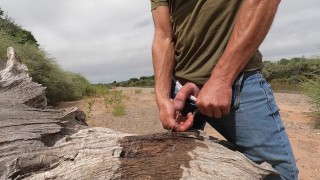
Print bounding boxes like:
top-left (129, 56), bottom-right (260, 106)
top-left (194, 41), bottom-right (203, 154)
top-left (175, 67), bottom-right (263, 85)
top-left (151, 2), bottom-right (169, 11)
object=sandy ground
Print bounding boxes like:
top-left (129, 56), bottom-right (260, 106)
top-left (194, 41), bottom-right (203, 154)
top-left (58, 87), bottom-right (320, 180)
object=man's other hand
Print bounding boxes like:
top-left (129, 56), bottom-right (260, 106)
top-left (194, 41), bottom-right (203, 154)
top-left (196, 75), bottom-right (232, 118)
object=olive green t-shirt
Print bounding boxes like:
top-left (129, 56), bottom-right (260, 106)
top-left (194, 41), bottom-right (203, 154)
top-left (151, 0), bottom-right (263, 84)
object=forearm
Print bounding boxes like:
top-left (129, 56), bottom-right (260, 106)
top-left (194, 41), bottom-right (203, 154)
top-left (151, 6), bottom-right (175, 106)
top-left (212, 0), bottom-right (281, 85)
top-left (152, 34), bottom-right (175, 105)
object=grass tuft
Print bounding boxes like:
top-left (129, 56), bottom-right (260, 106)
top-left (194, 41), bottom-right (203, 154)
top-left (85, 97), bottom-right (95, 119)
top-left (112, 104), bottom-right (126, 117)
top-left (135, 89), bottom-right (142, 95)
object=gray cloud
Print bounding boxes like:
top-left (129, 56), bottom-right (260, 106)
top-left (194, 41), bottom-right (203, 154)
top-left (260, 0), bottom-right (320, 60)
top-left (0, 0), bottom-right (319, 83)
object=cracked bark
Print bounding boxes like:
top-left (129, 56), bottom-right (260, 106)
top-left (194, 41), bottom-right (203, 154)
top-left (0, 47), bottom-right (278, 179)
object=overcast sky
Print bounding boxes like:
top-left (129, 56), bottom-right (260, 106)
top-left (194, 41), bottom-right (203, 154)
top-left (0, 0), bottom-right (319, 83)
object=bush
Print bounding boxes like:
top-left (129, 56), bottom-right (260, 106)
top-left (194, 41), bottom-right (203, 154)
top-left (93, 84), bottom-right (112, 97)
top-left (262, 57), bottom-right (320, 83)
top-left (302, 76), bottom-right (320, 129)
top-left (112, 104), bottom-right (126, 117)
top-left (0, 12), bottom-right (38, 46)
top-left (135, 89), bottom-right (142, 95)
top-left (112, 75), bottom-right (155, 87)
top-left (104, 90), bottom-right (125, 108)
top-left (0, 31), bottom-right (94, 105)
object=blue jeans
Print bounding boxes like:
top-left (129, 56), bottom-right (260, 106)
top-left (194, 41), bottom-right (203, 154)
top-left (172, 70), bottom-right (298, 180)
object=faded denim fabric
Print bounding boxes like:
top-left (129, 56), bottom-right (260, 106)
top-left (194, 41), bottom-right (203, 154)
top-left (172, 70), bottom-right (298, 180)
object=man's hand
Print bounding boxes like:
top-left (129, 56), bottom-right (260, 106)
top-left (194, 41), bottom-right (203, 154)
top-left (158, 98), bottom-right (178, 130)
top-left (158, 98), bottom-right (194, 132)
top-left (196, 75), bottom-right (232, 118)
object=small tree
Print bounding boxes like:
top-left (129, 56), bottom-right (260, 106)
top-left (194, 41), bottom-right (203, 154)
top-left (0, 7), bottom-right (4, 17)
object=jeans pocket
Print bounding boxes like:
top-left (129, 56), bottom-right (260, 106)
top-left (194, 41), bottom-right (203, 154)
top-left (231, 73), bottom-right (244, 110)
top-left (259, 75), bottom-right (280, 114)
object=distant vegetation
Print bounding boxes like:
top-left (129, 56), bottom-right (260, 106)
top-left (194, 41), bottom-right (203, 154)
top-left (0, 7), bottom-right (94, 105)
top-left (0, 8), bottom-right (38, 46)
top-left (109, 57), bottom-right (320, 88)
top-left (263, 57), bottom-right (320, 83)
top-left (263, 56), bottom-right (320, 128)
top-left (110, 57), bottom-right (320, 128)
top-left (89, 84), bottom-right (128, 117)
top-left (301, 77), bottom-right (320, 128)
top-left (111, 75), bottom-right (155, 87)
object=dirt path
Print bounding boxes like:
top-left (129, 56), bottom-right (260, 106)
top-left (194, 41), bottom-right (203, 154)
top-left (57, 88), bottom-right (320, 180)
top-left (275, 93), bottom-right (320, 180)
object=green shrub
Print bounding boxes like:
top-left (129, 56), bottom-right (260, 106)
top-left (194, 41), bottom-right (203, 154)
top-left (93, 84), bottom-right (111, 97)
top-left (112, 104), bottom-right (126, 117)
top-left (135, 89), bottom-right (142, 95)
top-left (301, 76), bottom-right (320, 129)
top-left (0, 31), bottom-right (94, 105)
top-left (112, 75), bottom-right (155, 87)
top-left (263, 57), bottom-right (320, 83)
top-left (0, 12), bottom-right (38, 46)
top-left (86, 97), bottom-right (95, 119)
top-left (104, 90), bottom-right (125, 108)
top-left (1, 11), bottom-right (93, 105)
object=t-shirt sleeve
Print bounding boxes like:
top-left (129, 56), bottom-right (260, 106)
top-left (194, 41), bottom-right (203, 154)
top-left (150, 0), bottom-right (169, 11)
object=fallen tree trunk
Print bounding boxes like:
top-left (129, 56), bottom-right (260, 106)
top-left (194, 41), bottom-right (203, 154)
top-left (0, 47), bottom-right (277, 179)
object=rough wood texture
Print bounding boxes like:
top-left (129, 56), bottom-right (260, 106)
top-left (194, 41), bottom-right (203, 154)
top-left (0, 47), bottom-right (277, 179)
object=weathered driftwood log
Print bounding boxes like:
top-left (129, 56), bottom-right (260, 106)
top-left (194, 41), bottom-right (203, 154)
top-left (0, 47), bottom-right (278, 180)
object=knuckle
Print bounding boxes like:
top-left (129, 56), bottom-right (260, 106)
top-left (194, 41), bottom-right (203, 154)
top-left (206, 114), bottom-right (213, 118)
top-left (214, 115), bottom-right (222, 119)
top-left (198, 108), bottom-right (206, 115)
top-left (162, 124), bottom-right (170, 130)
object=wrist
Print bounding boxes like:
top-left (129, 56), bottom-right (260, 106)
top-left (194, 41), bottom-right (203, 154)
top-left (209, 71), bottom-right (235, 87)
top-left (155, 89), bottom-right (171, 105)
top-left (211, 61), bottom-right (239, 86)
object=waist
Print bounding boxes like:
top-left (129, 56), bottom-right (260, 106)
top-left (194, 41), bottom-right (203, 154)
top-left (175, 69), bottom-right (261, 87)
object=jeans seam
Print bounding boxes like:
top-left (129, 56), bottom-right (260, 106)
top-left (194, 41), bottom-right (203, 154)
top-left (258, 73), bottom-right (296, 179)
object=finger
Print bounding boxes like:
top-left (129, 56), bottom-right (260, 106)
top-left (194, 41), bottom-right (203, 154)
top-left (206, 109), bottom-right (214, 118)
top-left (173, 82), bottom-right (200, 111)
top-left (162, 122), bottom-right (172, 130)
top-left (164, 122), bottom-right (180, 131)
top-left (162, 116), bottom-right (179, 131)
top-left (172, 124), bottom-right (180, 131)
top-left (178, 112), bottom-right (194, 131)
top-left (212, 108), bottom-right (222, 118)
top-left (221, 105), bottom-right (231, 116)
top-left (197, 103), bottom-right (214, 117)
top-left (196, 104), bottom-right (208, 117)
top-left (176, 114), bottom-right (187, 127)
top-left (169, 115), bottom-right (181, 131)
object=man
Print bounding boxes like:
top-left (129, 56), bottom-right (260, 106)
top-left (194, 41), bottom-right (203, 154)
top-left (150, 0), bottom-right (298, 179)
